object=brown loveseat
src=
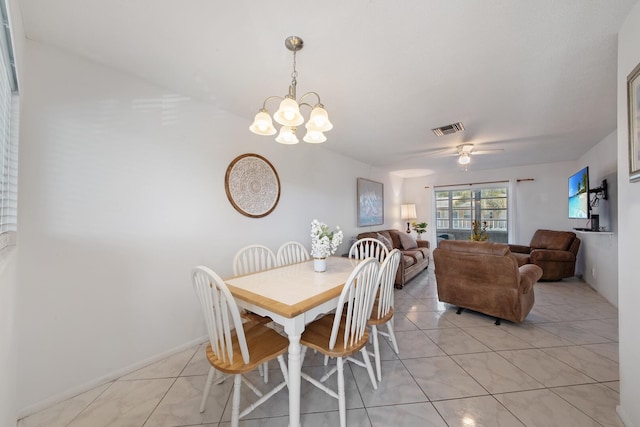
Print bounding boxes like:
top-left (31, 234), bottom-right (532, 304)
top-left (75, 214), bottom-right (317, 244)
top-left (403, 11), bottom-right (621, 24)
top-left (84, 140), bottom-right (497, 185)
top-left (357, 229), bottom-right (430, 288)
top-left (433, 240), bottom-right (543, 324)
top-left (508, 229), bottom-right (581, 281)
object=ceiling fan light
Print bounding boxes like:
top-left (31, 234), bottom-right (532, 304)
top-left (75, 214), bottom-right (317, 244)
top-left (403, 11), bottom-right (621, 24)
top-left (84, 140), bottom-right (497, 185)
top-left (306, 105), bottom-right (333, 132)
top-left (303, 129), bottom-right (326, 143)
top-left (274, 97), bottom-right (304, 126)
top-left (249, 110), bottom-right (276, 135)
top-left (275, 126), bottom-right (299, 144)
top-left (458, 153), bottom-right (471, 165)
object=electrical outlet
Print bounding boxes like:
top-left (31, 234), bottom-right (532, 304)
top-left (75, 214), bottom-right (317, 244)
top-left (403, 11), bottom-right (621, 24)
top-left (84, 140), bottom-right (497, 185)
top-left (591, 267), bottom-right (597, 278)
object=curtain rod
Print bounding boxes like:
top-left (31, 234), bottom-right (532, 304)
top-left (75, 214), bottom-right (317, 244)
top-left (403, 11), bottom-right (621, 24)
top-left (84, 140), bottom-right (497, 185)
top-left (424, 178), bottom-right (534, 189)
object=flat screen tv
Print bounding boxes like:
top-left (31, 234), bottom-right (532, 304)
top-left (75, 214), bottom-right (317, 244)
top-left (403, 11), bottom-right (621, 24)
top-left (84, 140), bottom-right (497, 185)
top-left (568, 166), bottom-right (590, 219)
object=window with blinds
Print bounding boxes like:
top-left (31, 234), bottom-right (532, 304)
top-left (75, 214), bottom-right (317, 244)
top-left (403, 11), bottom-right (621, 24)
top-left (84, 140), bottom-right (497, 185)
top-left (0, 0), bottom-right (18, 250)
top-left (435, 186), bottom-right (509, 243)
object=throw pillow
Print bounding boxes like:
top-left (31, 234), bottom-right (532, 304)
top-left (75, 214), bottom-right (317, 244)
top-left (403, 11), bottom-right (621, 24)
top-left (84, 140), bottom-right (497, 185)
top-left (376, 233), bottom-right (393, 251)
top-left (398, 232), bottom-right (418, 250)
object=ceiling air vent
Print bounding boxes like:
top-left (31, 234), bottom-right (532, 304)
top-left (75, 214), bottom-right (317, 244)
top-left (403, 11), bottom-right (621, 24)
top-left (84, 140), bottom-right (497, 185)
top-left (432, 122), bottom-right (465, 136)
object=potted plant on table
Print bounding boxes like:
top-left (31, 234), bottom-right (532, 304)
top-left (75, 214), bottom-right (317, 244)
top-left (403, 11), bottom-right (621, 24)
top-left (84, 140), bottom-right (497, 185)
top-left (411, 221), bottom-right (428, 240)
top-left (470, 220), bottom-right (489, 241)
top-left (310, 219), bottom-right (343, 272)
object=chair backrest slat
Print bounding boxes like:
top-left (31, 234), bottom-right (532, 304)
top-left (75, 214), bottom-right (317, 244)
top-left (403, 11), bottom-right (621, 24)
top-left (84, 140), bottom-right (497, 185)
top-left (276, 241), bottom-right (310, 266)
top-left (192, 266), bottom-right (250, 365)
top-left (233, 245), bottom-right (277, 276)
top-left (375, 249), bottom-right (402, 319)
top-left (349, 238), bottom-right (389, 263)
top-left (329, 258), bottom-right (380, 350)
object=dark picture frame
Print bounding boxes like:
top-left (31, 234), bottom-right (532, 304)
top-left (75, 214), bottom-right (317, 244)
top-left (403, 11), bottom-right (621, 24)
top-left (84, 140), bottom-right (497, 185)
top-left (357, 178), bottom-right (384, 226)
top-left (627, 61), bottom-right (640, 182)
top-left (225, 153), bottom-right (280, 218)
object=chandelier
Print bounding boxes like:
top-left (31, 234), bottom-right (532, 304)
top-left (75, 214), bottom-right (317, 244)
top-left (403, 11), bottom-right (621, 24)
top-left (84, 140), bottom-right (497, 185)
top-left (249, 36), bottom-right (333, 144)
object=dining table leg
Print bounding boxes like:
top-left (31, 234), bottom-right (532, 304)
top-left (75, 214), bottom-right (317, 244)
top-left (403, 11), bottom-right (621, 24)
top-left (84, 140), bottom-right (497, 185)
top-left (285, 318), bottom-right (305, 427)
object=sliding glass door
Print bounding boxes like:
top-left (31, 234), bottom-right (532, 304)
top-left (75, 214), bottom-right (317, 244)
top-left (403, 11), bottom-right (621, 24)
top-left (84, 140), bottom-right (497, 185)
top-left (435, 186), bottom-right (508, 244)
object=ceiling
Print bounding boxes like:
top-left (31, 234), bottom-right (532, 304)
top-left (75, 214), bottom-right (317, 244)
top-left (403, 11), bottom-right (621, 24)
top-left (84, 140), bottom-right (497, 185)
top-left (17, 0), bottom-right (637, 176)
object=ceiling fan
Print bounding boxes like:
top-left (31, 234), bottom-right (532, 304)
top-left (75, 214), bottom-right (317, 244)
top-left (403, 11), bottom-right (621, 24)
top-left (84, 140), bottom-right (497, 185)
top-left (418, 143), bottom-right (504, 165)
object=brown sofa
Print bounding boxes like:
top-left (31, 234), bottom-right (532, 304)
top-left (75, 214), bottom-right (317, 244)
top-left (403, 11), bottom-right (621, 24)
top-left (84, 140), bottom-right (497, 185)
top-left (508, 229), bottom-right (581, 281)
top-left (357, 229), bottom-right (430, 288)
top-left (433, 240), bottom-right (543, 324)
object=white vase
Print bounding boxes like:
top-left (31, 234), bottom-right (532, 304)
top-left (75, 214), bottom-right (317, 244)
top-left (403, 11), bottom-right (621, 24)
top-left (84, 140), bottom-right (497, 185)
top-left (313, 258), bottom-right (327, 272)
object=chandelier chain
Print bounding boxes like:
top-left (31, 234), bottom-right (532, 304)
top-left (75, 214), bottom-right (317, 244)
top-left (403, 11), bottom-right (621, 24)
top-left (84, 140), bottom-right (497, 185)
top-left (291, 50), bottom-right (298, 79)
top-left (289, 50), bottom-right (298, 97)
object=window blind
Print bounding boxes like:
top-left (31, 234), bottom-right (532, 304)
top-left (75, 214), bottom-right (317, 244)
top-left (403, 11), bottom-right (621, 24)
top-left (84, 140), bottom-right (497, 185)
top-left (0, 0), bottom-right (18, 248)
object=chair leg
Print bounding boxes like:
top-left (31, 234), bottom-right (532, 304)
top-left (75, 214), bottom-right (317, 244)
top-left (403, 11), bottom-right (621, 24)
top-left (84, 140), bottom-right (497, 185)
top-left (263, 361), bottom-right (269, 383)
top-left (231, 374), bottom-right (242, 427)
top-left (361, 347), bottom-right (378, 390)
top-left (200, 367), bottom-right (216, 413)
top-left (276, 354), bottom-right (289, 385)
top-left (337, 357), bottom-right (346, 427)
top-left (387, 321), bottom-right (400, 355)
top-left (371, 325), bottom-right (382, 382)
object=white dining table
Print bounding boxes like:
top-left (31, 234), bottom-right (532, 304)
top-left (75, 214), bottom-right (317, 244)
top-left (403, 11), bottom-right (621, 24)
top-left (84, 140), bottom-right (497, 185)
top-left (225, 256), bottom-right (359, 427)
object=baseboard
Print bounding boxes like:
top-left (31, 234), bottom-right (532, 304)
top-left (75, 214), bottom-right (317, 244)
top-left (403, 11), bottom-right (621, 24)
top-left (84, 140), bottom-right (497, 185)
top-left (17, 335), bottom-right (207, 420)
top-left (617, 405), bottom-right (635, 427)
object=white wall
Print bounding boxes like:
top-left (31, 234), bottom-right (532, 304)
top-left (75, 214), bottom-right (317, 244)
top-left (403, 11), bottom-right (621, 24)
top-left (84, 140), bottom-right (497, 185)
top-left (575, 130), bottom-right (619, 306)
top-left (617, 2), bottom-right (640, 425)
top-left (0, 247), bottom-right (18, 427)
top-left (16, 40), bottom-right (403, 414)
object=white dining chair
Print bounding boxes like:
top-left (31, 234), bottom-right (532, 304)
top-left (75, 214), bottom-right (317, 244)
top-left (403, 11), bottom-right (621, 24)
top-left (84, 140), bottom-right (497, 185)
top-left (276, 241), bottom-right (310, 266)
top-left (349, 237), bottom-right (389, 262)
top-left (233, 244), bottom-right (278, 381)
top-left (299, 257), bottom-right (380, 427)
top-left (191, 266), bottom-right (289, 427)
top-left (368, 248), bottom-right (402, 381)
top-left (319, 237), bottom-right (389, 368)
top-left (233, 244), bottom-right (277, 276)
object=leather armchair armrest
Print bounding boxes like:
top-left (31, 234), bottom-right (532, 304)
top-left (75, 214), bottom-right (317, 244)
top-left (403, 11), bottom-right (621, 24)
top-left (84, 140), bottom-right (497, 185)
top-left (519, 264), bottom-right (543, 294)
top-left (508, 244), bottom-right (531, 254)
top-left (417, 240), bottom-right (430, 249)
top-left (530, 249), bottom-right (575, 262)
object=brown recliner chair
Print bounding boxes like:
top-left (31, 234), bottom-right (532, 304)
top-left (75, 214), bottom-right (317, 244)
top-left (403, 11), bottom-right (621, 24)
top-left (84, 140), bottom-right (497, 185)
top-left (508, 229), bottom-right (581, 281)
top-left (433, 240), bottom-right (543, 324)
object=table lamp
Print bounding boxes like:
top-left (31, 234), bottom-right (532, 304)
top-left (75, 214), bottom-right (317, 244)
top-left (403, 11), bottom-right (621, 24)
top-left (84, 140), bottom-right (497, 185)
top-left (400, 203), bottom-right (417, 233)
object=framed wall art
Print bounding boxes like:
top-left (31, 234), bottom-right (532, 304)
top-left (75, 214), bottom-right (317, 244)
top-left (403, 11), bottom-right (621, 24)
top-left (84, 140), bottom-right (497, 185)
top-left (225, 153), bottom-right (280, 218)
top-left (357, 178), bottom-right (384, 227)
top-left (628, 61), bottom-right (640, 183)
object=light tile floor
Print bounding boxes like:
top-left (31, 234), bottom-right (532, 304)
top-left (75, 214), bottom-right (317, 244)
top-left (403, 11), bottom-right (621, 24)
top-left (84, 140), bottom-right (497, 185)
top-left (19, 268), bottom-right (623, 427)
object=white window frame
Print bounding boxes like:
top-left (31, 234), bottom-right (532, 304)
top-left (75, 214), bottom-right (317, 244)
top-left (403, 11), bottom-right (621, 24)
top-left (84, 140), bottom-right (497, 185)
top-left (434, 181), bottom-right (511, 243)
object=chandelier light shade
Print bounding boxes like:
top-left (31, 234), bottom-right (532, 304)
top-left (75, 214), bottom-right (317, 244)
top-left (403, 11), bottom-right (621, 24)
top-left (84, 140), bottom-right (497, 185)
top-left (250, 36), bottom-right (333, 144)
top-left (275, 126), bottom-right (299, 145)
top-left (303, 130), bottom-right (327, 144)
top-left (249, 110), bottom-right (277, 135)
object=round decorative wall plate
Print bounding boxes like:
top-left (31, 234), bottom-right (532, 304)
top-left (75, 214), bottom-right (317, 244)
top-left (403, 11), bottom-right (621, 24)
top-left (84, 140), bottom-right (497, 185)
top-left (224, 153), bottom-right (281, 218)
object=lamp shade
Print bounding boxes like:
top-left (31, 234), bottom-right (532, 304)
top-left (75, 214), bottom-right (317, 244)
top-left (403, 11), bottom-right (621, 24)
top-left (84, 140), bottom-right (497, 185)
top-left (303, 129), bottom-right (326, 143)
top-left (458, 153), bottom-right (471, 165)
top-left (305, 105), bottom-right (333, 132)
top-left (249, 110), bottom-right (277, 135)
top-left (400, 203), bottom-right (417, 220)
top-left (275, 126), bottom-right (299, 144)
top-left (274, 97), bottom-right (304, 126)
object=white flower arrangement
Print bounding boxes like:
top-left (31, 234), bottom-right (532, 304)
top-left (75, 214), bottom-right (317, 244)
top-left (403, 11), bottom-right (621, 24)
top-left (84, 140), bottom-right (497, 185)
top-left (310, 219), bottom-right (343, 259)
